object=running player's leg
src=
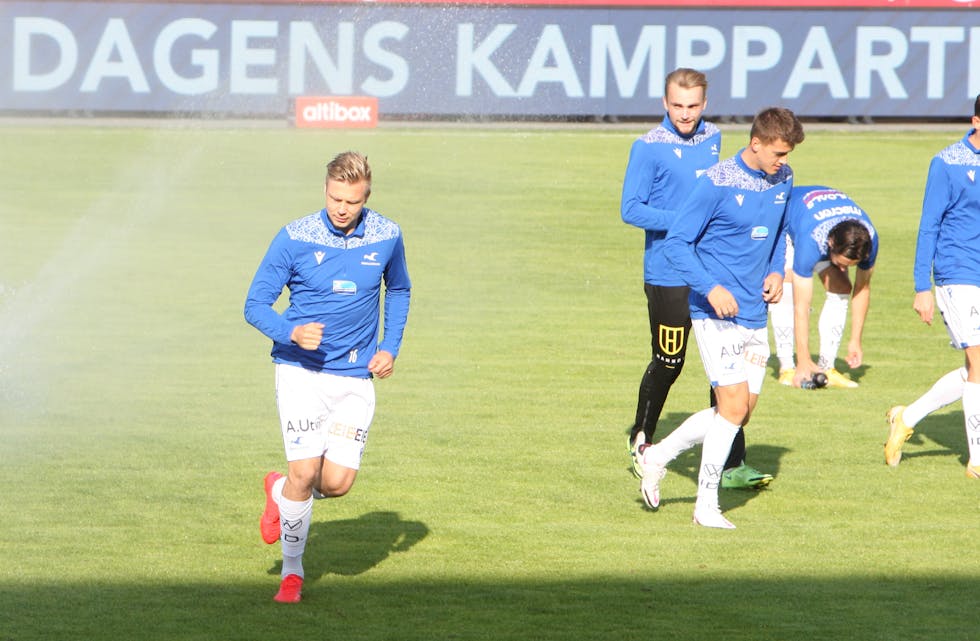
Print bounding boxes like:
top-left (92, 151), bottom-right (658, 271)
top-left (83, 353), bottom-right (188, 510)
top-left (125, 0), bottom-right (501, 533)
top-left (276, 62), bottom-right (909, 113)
top-left (631, 284), bottom-right (691, 446)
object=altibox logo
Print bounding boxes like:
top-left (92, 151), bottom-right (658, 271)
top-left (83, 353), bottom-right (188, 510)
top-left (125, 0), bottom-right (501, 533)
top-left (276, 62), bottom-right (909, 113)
top-left (294, 96), bottom-right (379, 129)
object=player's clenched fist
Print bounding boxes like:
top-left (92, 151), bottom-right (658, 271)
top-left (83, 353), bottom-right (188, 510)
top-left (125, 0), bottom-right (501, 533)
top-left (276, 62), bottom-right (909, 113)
top-left (290, 322), bottom-right (325, 350)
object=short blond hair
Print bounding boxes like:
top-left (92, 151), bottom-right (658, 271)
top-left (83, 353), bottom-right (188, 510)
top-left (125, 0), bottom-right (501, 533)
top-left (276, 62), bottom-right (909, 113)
top-left (665, 68), bottom-right (708, 96)
top-left (326, 151), bottom-right (372, 196)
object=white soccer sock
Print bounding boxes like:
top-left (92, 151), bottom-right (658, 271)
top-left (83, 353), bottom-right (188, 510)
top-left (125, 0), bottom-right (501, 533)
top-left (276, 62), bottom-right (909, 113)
top-left (695, 413), bottom-right (740, 511)
top-left (769, 281), bottom-right (795, 371)
top-left (816, 292), bottom-right (849, 370)
top-left (961, 381), bottom-right (980, 466)
top-left (904, 368), bottom-right (966, 427)
top-left (272, 475), bottom-right (286, 503)
top-left (647, 408), bottom-right (714, 466)
top-left (278, 494), bottom-right (313, 579)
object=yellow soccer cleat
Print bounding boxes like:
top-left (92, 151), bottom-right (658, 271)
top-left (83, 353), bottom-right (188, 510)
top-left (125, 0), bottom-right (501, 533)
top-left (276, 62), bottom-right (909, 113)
top-left (824, 368), bottom-right (859, 389)
top-left (884, 406), bottom-right (914, 467)
top-left (966, 463), bottom-right (980, 479)
top-left (778, 368), bottom-right (795, 386)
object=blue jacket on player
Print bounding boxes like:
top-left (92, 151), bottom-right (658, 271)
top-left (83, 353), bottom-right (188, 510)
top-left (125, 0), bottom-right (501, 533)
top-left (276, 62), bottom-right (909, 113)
top-left (621, 115), bottom-right (721, 287)
top-left (914, 129), bottom-right (980, 292)
top-left (786, 186), bottom-right (878, 274)
top-left (663, 152), bottom-right (792, 329)
top-left (244, 207), bottom-right (411, 378)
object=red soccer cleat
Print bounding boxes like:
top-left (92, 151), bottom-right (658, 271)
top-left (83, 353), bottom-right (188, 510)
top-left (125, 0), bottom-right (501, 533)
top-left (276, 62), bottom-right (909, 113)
top-left (273, 574), bottom-right (303, 603)
top-left (260, 471), bottom-right (283, 544)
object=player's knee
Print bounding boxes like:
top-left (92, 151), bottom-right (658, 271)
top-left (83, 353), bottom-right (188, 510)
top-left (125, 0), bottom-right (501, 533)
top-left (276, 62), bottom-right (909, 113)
top-left (286, 467), bottom-right (318, 492)
top-left (318, 478), bottom-right (354, 498)
top-left (652, 356), bottom-right (685, 382)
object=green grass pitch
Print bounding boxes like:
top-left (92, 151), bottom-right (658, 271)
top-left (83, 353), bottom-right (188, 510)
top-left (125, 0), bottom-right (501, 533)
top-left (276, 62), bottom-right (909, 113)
top-left (0, 120), bottom-right (976, 640)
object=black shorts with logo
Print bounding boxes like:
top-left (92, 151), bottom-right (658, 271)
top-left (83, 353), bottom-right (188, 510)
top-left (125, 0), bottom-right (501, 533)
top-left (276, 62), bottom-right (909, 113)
top-left (645, 283), bottom-right (692, 367)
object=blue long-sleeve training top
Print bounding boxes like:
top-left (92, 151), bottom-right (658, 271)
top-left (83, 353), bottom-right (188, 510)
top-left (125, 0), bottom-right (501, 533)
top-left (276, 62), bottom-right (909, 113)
top-left (620, 115), bottom-right (721, 287)
top-left (663, 151), bottom-right (791, 329)
top-left (786, 185), bottom-right (878, 274)
top-left (244, 207), bottom-right (411, 378)
top-left (914, 129), bottom-right (980, 292)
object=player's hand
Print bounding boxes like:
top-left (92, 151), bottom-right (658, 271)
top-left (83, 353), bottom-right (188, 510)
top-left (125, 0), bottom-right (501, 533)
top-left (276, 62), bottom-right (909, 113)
top-left (368, 350), bottom-right (395, 379)
top-left (793, 363), bottom-right (821, 388)
top-left (707, 285), bottom-right (738, 319)
top-left (762, 272), bottom-right (784, 304)
top-left (913, 290), bottom-right (934, 325)
top-left (291, 322), bottom-right (325, 350)
top-left (845, 341), bottom-right (863, 369)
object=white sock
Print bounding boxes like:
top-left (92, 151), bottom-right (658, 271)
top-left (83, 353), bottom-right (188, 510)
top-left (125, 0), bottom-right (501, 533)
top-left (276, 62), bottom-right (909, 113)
top-left (647, 408), bottom-right (714, 466)
top-left (816, 292), bottom-right (849, 370)
top-left (695, 413), bottom-right (740, 511)
top-left (272, 475), bottom-right (286, 503)
top-left (962, 381), bottom-right (980, 466)
top-left (278, 494), bottom-right (313, 579)
top-left (769, 281), bottom-right (795, 371)
top-left (904, 368), bottom-right (966, 427)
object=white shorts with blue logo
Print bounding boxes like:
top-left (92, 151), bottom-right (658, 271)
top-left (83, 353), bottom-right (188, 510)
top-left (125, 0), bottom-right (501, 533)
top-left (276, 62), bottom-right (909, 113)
top-left (935, 285), bottom-right (980, 349)
top-left (274, 363), bottom-right (376, 469)
top-left (692, 318), bottom-right (770, 393)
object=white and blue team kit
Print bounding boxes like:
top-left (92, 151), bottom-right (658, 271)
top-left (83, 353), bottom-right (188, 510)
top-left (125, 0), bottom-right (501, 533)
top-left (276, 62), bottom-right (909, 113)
top-left (663, 152), bottom-right (792, 329)
top-left (244, 207), bottom-right (411, 378)
top-left (620, 115), bottom-right (722, 286)
top-left (914, 129), bottom-right (980, 292)
top-left (787, 185), bottom-right (879, 274)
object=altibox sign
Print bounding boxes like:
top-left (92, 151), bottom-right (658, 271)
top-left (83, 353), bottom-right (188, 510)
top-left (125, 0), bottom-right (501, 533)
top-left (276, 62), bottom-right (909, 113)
top-left (294, 96), bottom-right (378, 128)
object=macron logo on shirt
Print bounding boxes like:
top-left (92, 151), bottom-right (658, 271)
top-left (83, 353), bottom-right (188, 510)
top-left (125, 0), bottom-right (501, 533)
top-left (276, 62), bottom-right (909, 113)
top-left (969, 170), bottom-right (976, 182)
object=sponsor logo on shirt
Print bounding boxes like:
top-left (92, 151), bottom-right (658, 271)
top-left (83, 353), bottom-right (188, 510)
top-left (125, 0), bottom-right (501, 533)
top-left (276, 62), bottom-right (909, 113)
top-left (751, 226), bottom-right (769, 240)
top-left (314, 251), bottom-right (325, 265)
top-left (673, 147), bottom-right (683, 159)
top-left (735, 194), bottom-right (744, 206)
top-left (802, 188), bottom-right (845, 208)
top-left (333, 280), bottom-right (357, 295)
top-left (968, 169), bottom-right (976, 182)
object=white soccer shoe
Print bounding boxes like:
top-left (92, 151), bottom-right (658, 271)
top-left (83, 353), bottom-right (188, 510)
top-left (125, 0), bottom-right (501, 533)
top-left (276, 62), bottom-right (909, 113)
top-left (639, 448), bottom-right (667, 509)
top-left (692, 505), bottom-right (736, 529)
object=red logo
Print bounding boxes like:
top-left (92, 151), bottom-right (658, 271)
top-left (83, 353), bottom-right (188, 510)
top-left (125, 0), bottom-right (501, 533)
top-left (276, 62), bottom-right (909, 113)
top-left (294, 96), bottom-right (378, 129)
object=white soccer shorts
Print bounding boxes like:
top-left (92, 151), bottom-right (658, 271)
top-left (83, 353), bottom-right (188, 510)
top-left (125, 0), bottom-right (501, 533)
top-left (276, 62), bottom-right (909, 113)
top-left (692, 318), bottom-right (770, 393)
top-left (935, 284), bottom-right (980, 349)
top-left (274, 363), bottom-right (376, 469)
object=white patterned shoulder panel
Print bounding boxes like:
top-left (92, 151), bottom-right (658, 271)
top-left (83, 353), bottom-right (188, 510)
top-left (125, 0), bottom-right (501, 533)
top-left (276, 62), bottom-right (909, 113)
top-left (938, 141), bottom-right (980, 167)
top-left (285, 209), bottom-right (401, 249)
top-left (641, 121), bottom-right (721, 146)
top-left (706, 157), bottom-right (792, 192)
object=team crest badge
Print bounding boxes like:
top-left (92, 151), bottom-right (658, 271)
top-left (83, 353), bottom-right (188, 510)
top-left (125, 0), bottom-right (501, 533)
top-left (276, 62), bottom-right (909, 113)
top-left (659, 325), bottom-right (685, 356)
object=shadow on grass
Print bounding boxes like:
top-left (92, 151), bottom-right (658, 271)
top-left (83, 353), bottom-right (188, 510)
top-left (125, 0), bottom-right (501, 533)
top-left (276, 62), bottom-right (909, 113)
top-left (2, 574), bottom-right (972, 641)
top-left (901, 411), bottom-right (969, 466)
top-left (266, 510), bottom-right (430, 580)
